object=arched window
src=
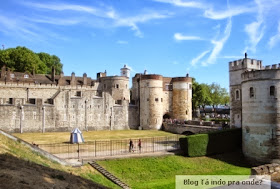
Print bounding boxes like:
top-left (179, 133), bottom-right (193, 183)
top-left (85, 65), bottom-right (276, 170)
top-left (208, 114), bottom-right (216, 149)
top-left (249, 87), bottom-right (254, 98)
top-left (270, 86), bottom-right (275, 96)
top-left (235, 90), bottom-right (240, 100)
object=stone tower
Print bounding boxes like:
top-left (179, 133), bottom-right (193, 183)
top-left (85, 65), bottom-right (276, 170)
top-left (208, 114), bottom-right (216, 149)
top-left (229, 53), bottom-right (261, 128)
top-left (140, 74), bottom-right (163, 130)
top-left (120, 65), bottom-right (130, 78)
top-left (172, 77), bottom-right (192, 120)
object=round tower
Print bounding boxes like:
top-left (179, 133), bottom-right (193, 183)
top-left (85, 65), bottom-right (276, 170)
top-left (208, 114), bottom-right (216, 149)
top-left (241, 67), bottom-right (280, 163)
top-left (140, 74), bottom-right (163, 130)
top-left (120, 65), bottom-right (130, 78)
top-left (172, 77), bottom-right (192, 120)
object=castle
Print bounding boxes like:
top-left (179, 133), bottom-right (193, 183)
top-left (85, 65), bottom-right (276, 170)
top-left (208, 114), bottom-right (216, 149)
top-left (230, 53), bottom-right (280, 163)
top-left (0, 65), bottom-right (192, 133)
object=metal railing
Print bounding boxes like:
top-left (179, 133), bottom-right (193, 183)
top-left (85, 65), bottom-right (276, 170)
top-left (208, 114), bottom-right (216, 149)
top-left (39, 135), bottom-right (181, 159)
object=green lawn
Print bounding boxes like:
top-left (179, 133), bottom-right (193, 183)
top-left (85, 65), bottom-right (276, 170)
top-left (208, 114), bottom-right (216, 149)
top-left (97, 151), bottom-right (251, 189)
top-left (13, 130), bottom-right (179, 144)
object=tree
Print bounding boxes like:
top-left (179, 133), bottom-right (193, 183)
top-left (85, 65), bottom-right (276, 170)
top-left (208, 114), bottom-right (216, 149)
top-left (209, 83), bottom-right (230, 109)
top-left (37, 52), bottom-right (62, 74)
top-left (0, 46), bottom-right (62, 74)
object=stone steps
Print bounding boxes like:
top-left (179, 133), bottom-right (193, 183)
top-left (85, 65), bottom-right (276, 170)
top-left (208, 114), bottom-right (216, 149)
top-left (89, 161), bottom-right (130, 189)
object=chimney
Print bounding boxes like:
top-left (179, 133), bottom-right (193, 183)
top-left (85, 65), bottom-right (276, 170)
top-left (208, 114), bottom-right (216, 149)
top-left (51, 66), bottom-right (55, 82)
top-left (70, 72), bottom-right (76, 86)
top-left (6, 69), bottom-right (11, 81)
top-left (1, 65), bottom-right (6, 79)
top-left (32, 67), bottom-right (35, 77)
top-left (83, 73), bottom-right (87, 86)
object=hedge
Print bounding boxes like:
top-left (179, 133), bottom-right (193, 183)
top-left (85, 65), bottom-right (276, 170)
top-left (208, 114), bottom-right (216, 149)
top-left (179, 128), bottom-right (242, 157)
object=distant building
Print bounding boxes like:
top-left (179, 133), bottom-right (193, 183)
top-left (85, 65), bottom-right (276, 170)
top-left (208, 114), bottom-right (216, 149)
top-left (229, 53), bottom-right (280, 163)
top-left (0, 65), bottom-right (192, 132)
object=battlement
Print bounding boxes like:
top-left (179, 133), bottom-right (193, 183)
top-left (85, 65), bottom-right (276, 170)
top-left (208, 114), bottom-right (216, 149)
top-left (241, 65), bottom-right (280, 82)
top-left (0, 81), bottom-right (97, 90)
top-left (229, 58), bottom-right (262, 71)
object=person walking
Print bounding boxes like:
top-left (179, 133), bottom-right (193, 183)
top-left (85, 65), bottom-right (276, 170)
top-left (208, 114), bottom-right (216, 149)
top-left (129, 139), bottom-right (133, 152)
top-left (138, 139), bottom-right (142, 153)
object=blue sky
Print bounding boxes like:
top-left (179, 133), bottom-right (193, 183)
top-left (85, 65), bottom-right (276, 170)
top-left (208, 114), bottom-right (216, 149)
top-left (1, 0), bottom-right (280, 90)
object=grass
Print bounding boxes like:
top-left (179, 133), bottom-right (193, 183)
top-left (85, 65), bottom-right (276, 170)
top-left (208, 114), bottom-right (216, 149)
top-left (13, 130), bottom-right (179, 144)
top-left (97, 151), bottom-right (251, 189)
top-left (0, 133), bottom-right (120, 189)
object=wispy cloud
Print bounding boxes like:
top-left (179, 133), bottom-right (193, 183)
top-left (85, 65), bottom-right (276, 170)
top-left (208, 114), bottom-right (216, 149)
top-left (204, 6), bottom-right (253, 20)
top-left (174, 33), bottom-right (203, 41)
top-left (202, 17), bottom-right (232, 66)
top-left (244, 0), bottom-right (265, 53)
top-left (154, 0), bottom-right (206, 9)
top-left (117, 40), bottom-right (128, 44)
top-left (190, 50), bottom-right (210, 66)
top-left (268, 21), bottom-right (280, 49)
top-left (26, 16), bottom-right (82, 26)
top-left (23, 2), bottom-right (96, 13)
top-left (113, 12), bottom-right (171, 37)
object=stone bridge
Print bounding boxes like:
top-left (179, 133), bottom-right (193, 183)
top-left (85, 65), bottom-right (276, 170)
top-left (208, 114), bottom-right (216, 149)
top-left (162, 123), bottom-right (221, 135)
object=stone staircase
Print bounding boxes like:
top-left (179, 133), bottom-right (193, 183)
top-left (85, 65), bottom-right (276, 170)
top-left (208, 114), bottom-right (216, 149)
top-left (89, 161), bottom-right (130, 189)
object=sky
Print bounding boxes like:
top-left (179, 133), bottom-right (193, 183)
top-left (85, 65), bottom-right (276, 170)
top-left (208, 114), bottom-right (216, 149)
top-left (0, 0), bottom-right (280, 90)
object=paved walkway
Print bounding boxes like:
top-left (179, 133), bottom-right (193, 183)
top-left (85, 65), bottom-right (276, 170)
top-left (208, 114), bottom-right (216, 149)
top-left (66, 150), bottom-right (181, 166)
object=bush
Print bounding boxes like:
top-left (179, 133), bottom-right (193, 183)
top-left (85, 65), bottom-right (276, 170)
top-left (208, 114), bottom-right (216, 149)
top-left (179, 128), bottom-right (241, 157)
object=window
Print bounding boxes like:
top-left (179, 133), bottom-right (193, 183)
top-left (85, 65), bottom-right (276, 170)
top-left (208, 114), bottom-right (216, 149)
top-left (76, 91), bottom-right (81, 97)
top-left (161, 98), bottom-right (163, 102)
top-left (115, 100), bottom-right (122, 105)
top-left (155, 98), bottom-right (159, 102)
top-left (235, 90), bottom-right (240, 100)
top-left (270, 86), bottom-right (275, 96)
top-left (249, 87), bottom-right (254, 98)
top-left (9, 98), bottom-right (13, 104)
top-left (116, 84), bottom-right (119, 89)
top-left (189, 84), bottom-right (192, 89)
top-left (28, 98), bottom-right (36, 104)
top-left (104, 84), bottom-right (107, 89)
top-left (147, 98), bottom-right (149, 101)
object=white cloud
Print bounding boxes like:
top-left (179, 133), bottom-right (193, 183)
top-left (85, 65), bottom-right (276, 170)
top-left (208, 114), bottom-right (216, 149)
top-left (244, 0), bottom-right (265, 53)
top-left (154, 0), bottom-right (206, 9)
top-left (113, 12), bottom-right (171, 37)
top-left (190, 50), bottom-right (210, 66)
top-left (204, 6), bottom-right (254, 20)
top-left (174, 33), bottom-right (203, 41)
top-left (117, 40), bottom-right (128, 44)
top-left (268, 21), bottom-right (280, 49)
top-left (23, 2), bottom-right (96, 13)
top-left (202, 17), bottom-right (232, 66)
top-left (27, 16), bottom-right (82, 26)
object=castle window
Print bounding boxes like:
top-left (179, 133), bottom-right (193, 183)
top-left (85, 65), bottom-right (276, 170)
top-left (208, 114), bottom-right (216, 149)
top-left (47, 99), bottom-right (54, 104)
top-left (270, 86), bottom-right (275, 96)
top-left (189, 84), bottom-right (192, 89)
top-left (76, 91), bottom-right (81, 97)
top-left (161, 98), bottom-right (163, 102)
top-left (155, 98), bottom-right (158, 102)
top-left (147, 98), bottom-right (149, 101)
top-left (126, 84), bottom-right (128, 89)
top-left (116, 84), bottom-right (119, 89)
top-left (104, 84), bottom-right (107, 89)
top-left (9, 98), bottom-right (13, 104)
top-left (28, 98), bottom-right (36, 104)
top-left (115, 100), bottom-right (122, 105)
top-left (235, 90), bottom-right (240, 100)
top-left (24, 74), bottom-right (29, 78)
top-left (249, 87), bottom-right (254, 98)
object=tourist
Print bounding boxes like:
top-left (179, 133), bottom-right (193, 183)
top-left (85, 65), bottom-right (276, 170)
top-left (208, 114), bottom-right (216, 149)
top-left (138, 139), bottom-right (142, 152)
top-left (129, 139), bottom-right (133, 152)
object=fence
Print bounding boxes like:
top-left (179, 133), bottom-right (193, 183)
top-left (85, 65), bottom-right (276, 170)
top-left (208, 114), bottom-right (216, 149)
top-left (39, 135), bottom-right (181, 159)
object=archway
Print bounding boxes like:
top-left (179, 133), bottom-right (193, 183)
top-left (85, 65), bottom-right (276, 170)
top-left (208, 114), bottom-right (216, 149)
top-left (163, 113), bottom-right (171, 119)
top-left (182, 131), bottom-right (195, 136)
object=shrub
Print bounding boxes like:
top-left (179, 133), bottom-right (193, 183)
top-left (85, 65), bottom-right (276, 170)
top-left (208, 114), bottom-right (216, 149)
top-left (179, 128), bottom-right (241, 157)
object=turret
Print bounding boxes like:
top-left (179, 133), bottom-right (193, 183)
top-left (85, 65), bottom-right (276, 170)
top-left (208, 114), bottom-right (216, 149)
top-left (120, 65), bottom-right (130, 78)
top-left (171, 76), bottom-right (192, 120)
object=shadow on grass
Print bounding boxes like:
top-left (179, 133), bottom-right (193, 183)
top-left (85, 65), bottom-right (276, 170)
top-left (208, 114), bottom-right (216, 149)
top-left (0, 153), bottom-right (108, 189)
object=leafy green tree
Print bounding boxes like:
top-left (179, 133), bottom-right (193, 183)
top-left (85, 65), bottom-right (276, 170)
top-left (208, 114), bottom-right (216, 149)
top-left (37, 52), bottom-right (62, 74)
top-left (0, 46), bottom-right (62, 74)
